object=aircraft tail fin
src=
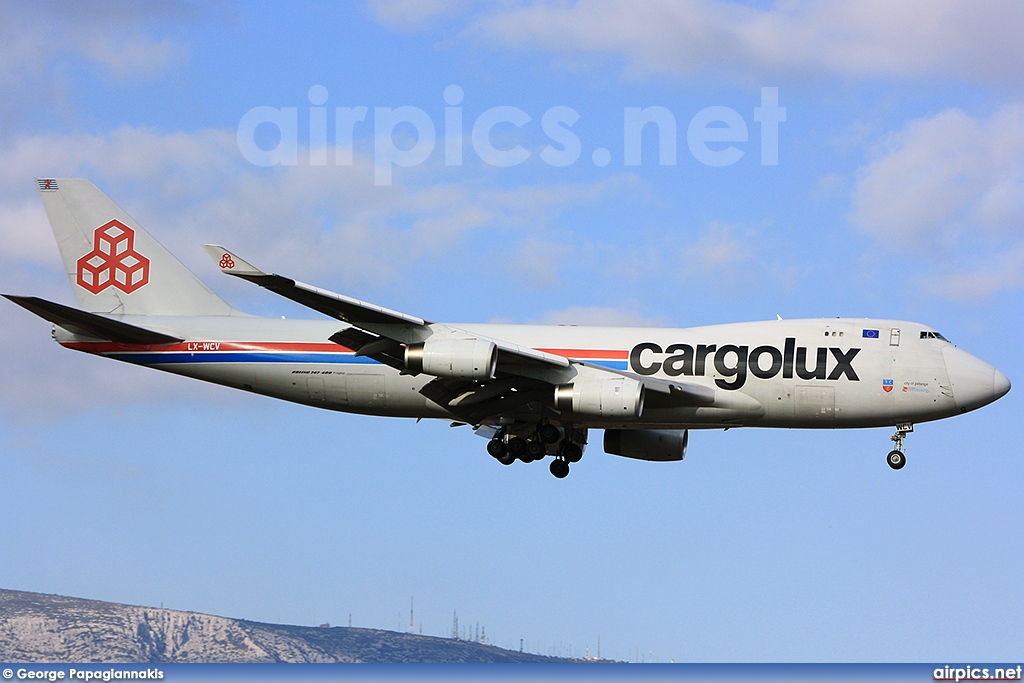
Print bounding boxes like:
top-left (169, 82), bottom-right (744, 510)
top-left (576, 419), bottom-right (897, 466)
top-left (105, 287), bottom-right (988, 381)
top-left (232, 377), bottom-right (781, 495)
top-left (36, 178), bottom-right (235, 316)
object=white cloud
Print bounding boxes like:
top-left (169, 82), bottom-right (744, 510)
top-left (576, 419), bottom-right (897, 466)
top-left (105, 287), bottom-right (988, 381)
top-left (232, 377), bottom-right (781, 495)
top-left (0, 199), bottom-right (60, 266)
top-left (467, 0), bottom-right (1024, 86)
top-left (504, 237), bottom-right (575, 288)
top-left (534, 305), bottom-right (666, 327)
top-left (0, 2), bottom-right (194, 136)
top-left (680, 221), bottom-right (754, 276)
top-left (849, 104), bottom-right (1024, 299)
top-left (0, 1), bottom-right (193, 81)
top-left (368, 0), bottom-right (467, 31)
top-left (850, 105), bottom-right (1024, 246)
top-left (81, 36), bottom-right (189, 81)
top-left (922, 243), bottom-right (1024, 302)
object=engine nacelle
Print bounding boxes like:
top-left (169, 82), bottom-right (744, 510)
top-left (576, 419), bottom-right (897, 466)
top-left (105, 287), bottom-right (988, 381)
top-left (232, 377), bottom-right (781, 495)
top-left (604, 429), bottom-right (688, 462)
top-left (553, 378), bottom-right (645, 419)
top-left (405, 338), bottom-right (497, 379)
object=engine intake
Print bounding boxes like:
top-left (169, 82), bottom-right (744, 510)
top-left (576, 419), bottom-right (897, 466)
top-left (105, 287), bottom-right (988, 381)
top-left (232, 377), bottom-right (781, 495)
top-left (405, 338), bottom-right (497, 379)
top-left (554, 378), bottom-right (645, 418)
top-left (604, 429), bottom-right (688, 461)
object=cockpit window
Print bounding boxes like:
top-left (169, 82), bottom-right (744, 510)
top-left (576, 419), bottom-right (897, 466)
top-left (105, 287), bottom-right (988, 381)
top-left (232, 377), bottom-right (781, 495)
top-left (920, 331), bottom-right (950, 341)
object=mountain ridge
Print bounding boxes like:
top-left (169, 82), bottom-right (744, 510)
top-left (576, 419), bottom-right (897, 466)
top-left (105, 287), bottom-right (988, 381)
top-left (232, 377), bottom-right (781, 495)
top-left (0, 589), bottom-right (580, 663)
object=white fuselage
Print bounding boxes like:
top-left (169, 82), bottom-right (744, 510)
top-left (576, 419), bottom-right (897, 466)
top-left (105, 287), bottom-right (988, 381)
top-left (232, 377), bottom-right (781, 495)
top-left (56, 316), bottom-right (1005, 431)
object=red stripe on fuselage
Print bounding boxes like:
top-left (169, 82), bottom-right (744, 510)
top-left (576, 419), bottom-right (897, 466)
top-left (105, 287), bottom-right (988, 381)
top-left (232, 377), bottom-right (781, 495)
top-left (537, 348), bottom-right (628, 359)
top-left (60, 340), bottom-right (357, 353)
top-left (59, 340), bottom-right (629, 361)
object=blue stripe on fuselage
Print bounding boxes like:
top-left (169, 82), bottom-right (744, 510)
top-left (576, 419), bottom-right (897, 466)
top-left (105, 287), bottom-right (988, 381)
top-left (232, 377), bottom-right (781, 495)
top-left (588, 360), bottom-right (628, 371)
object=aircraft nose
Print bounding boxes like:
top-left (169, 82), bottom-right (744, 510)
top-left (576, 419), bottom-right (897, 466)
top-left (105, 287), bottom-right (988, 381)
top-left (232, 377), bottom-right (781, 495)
top-left (943, 346), bottom-right (1010, 413)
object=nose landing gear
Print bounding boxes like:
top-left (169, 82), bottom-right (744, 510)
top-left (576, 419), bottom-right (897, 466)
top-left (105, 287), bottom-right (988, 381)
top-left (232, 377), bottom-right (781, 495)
top-left (887, 423), bottom-right (913, 470)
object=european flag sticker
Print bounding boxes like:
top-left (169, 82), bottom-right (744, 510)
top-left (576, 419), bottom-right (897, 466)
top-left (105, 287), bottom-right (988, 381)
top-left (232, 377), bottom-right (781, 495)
top-left (862, 329), bottom-right (880, 338)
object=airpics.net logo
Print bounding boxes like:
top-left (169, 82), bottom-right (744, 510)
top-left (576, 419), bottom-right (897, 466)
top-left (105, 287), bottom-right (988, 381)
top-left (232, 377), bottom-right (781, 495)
top-left (236, 85), bottom-right (786, 185)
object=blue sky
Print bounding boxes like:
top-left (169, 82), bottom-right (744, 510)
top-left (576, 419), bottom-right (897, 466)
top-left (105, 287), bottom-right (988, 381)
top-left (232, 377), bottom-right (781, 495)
top-left (0, 0), bottom-right (1022, 663)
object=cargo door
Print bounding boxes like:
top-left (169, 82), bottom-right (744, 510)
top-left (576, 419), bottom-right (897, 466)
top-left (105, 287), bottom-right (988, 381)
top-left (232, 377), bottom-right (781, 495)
top-left (795, 385), bottom-right (835, 422)
top-left (347, 373), bottom-right (387, 408)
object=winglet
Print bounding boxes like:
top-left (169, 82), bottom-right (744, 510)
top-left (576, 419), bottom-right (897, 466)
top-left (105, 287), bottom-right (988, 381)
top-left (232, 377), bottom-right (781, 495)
top-left (203, 245), bottom-right (265, 276)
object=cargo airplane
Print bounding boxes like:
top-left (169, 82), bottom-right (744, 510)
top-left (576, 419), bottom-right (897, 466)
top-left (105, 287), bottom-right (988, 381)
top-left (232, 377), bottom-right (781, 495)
top-left (5, 179), bottom-right (1011, 477)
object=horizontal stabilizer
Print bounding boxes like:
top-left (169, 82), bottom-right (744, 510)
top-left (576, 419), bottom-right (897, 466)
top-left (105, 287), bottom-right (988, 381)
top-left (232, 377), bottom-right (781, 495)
top-left (3, 295), bottom-right (183, 345)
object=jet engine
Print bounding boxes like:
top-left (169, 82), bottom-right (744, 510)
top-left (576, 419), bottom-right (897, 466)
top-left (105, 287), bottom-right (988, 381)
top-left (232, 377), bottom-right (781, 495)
top-left (554, 378), bottom-right (645, 418)
top-left (405, 338), bottom-right (497, 379)
top-left (604, 429), bottom-right (688, 461)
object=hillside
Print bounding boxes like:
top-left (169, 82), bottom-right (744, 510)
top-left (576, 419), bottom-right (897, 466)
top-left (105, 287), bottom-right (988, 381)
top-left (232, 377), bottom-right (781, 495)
top-left (0, 589), bottom-right (574, 663)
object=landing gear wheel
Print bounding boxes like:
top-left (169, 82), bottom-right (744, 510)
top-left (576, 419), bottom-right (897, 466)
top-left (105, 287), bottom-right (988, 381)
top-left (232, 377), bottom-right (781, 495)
top-left (507, 437), bottom-right (527, 459)
top-left (887, 450), bottom-right (906, 470)
top-left (486, 439), bottom-right (507, 458)
top-left (562, 442), bottom-right (583, 463)
top-left (549, 459), bottom-right (570, 478)
top-left (538, 424), bottom-right (560, 444)
top-left (497, 452), bottom-right (516, 466)
top-left (526, 440), bottom-right (545, 460)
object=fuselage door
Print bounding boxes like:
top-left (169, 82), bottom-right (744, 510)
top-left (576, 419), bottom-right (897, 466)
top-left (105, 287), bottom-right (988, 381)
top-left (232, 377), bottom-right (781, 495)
top-left (795, 385), bottom-right (835, 422)
top-left (307, 376), bottom-right (326, 402)
top-left (889, 328), bottom-right (901, 346)
top-left (348, 372), bottom-right (388, 408)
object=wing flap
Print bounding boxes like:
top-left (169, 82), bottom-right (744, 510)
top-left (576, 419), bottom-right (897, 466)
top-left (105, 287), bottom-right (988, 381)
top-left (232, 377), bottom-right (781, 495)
top-left (327, 327), bottom-right (406, 371)
top-left (573, 360), bottom-right (717, 406)
top-left (419, 376), bottom-right (551, 423)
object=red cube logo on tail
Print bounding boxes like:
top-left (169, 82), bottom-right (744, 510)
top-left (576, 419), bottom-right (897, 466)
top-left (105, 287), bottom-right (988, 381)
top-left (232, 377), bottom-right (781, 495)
top-left (76, 220), bottom-right (150, 294)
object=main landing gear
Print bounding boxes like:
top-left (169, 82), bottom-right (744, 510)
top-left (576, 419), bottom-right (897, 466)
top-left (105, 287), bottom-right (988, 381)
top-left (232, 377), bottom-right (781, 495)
top-left (486, 423), bottom-right (585, 478)
top-left (887, 423), bottom-right (913, 470)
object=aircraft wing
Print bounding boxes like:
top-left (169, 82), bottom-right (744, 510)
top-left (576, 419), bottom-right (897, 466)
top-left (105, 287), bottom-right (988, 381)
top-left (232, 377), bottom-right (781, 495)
top-left (204, 246), bottom-right (571, 372)
top-left (203, 246), bottom-right (719, 419)
top-left (202, 246), bottom-right (428, 332)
